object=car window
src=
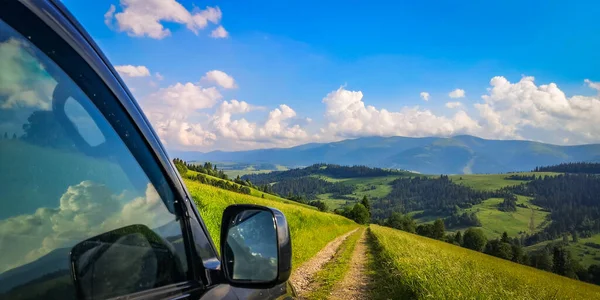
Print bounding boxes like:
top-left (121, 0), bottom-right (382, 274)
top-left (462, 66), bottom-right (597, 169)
top-left (0, 18), bottom-right (188, 299)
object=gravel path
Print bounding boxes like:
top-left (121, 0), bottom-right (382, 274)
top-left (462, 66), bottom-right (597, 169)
top-left (290, 228), bottom-right (359, 298)
top-left (329, 229), bottom-right (370, 300)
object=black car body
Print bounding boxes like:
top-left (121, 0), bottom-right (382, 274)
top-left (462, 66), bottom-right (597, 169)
top-left (0, 0), bottom-right (295, 299)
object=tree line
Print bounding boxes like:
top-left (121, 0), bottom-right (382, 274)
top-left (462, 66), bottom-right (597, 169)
top-left (269, 177), bottom-right (355, 200)
top-left (372, 175), bottom-right (493, 220)
top-left (241, 163), bottom-right (400, 185)
top-left (534, 162), bottom-right (600, 174)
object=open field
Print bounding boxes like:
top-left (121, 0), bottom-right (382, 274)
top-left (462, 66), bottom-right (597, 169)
top-left (449, 172), bottom-right (560, 191)
top-left (462, 196), bottom-right (550, 238)
top-left (184, 179), bottom-right (358, 268)
top-left (368, 225), bottom-right (600, 299)
top-left (185, 170), bottom-right (317, 210)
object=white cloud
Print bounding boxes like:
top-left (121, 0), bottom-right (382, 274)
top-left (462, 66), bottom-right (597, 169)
top-left (201, 70), bottom-right (237, 89)
top-left (155, 72), bottom-right (164, 80)
top-left (115, 65), bottom-right (151, 77)
top-left (104, 4), bottom-right (116, 26)
top-left (0, 181), bottom-right (174, 273)
top-left (474, 76), bottom-right (600, 143)
top-left (585, 79), bottom-right (600, 92)
top-left (0, 38), bottom-right (55, 111)
top-left (209, 101), bottom-right (308, 144)
top-left (448, 89), bottom-right (466, 98)
top-left (210, 26), bottom-right (229, 38)
top-left (105, 0), bottom-right (224, 39)
top-left (145, 82), bottom-right (222, 112)
top-left (420, 92), bottom-right (430, 101)
top-left (321, 87), bottom-right (480, 138)
top-left (445, 101), bottom-right (462, 108)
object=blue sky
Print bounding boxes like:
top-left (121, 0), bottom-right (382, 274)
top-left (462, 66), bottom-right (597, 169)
top-left (62, 0), bottom-right (600, 151)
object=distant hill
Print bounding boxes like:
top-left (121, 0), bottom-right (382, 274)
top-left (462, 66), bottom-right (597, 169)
top-left (172, 135), bottom-right (600, 174)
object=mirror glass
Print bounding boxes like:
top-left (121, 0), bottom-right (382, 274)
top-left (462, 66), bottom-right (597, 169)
top-left (70, 225), bottom-right (185, 300)
top-left (63, 97), bottom-right (106, 147)
top-left (225, 210), bottom-right (278, 282)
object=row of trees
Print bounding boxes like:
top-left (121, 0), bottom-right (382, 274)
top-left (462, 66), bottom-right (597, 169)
top-left (188, 173), bottom-right (251, 195)
top-left (269, 177), bottom-right (355, 200)
top-left (241, 163), bottom-right (398, 185)
top-left (505, 174), bottom-right (537, 180)
top-left (534, 162), bottom-right (600, 174)
top-left (1, 132), bottom-right (17, 139)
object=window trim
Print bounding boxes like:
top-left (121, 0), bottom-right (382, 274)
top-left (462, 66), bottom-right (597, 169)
top-left (0, 0), bottom-right (216, 295)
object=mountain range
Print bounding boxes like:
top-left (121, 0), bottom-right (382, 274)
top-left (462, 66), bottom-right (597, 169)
top-left (170, 135), bottom-right (600, 174)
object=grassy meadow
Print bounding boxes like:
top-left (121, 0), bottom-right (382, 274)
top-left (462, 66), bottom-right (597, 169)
top-left (184, 179), bottom-right (358, 268)
top-left (449, 172), bottom-right (560, 191)
top-left (460, 196), bottom-right (550, 238)
top-left (368, 225), bottom-right (600, 299)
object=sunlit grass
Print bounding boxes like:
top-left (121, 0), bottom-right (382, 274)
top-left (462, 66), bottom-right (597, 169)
top-left (184, 179), bottom-right (358, 268)
top-left (368, 225), bottom-right (600, 299)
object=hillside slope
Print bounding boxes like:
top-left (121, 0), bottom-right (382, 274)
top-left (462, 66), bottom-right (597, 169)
top-left (176, 135), bottom-right (600, 174)
top-left (369, 225), bottom-right (600, 299)
top-left (184, 179), bottom-right (358, 267)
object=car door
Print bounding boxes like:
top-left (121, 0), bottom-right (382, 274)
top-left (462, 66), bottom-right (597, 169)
top-left (0, 1), bottom-right (238, 299)
top-left (0, 1), bottom-right (295, 299)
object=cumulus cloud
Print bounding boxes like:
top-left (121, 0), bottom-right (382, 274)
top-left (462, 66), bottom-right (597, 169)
top-left (445, 101), bottom-right (462, 108)
top-left (140, 82), bottom-right (222, 147)
top-left (115, 65), bottom-right (151, 77)
top-left (474, 76), bottom-right (600, 143)
top-left (201, 70), bottom-right (237, 89)
top-left (209, 100), bottom-right (307, 144)
top-left (155, 72), bottom-right (164, 80)
top-left (321, 87), bottom-right (480, 138)
top-left (448, 89), bottom-right (466, 98)
top-left (420, 92), bottom-right (430, 101)
top-left (105, 0), bottom-right (224, 39)
top-left (210, 26), bottom-right (229, 38)
top-left (0, 181), bottom-right (174, 274)
top-left (0, 38), bottom-right (56, 111)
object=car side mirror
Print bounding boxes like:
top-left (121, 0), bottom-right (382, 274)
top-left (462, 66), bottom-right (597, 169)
top-left (69, 224), bottom-right (185, 300)
top-left (220, 205), bottom-right (292, 288)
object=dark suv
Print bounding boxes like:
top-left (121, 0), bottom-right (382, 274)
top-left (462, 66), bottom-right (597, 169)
top-left (0, 1), bottom-right (295, 299)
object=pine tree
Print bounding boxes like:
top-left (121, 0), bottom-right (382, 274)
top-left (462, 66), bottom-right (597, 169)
top-left (501, 232), bottom-right (510, 243)
top-left (432, 219), bottom-right (445, 240)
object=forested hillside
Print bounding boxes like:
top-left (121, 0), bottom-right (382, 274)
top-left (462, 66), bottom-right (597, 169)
top-left (241, 163), bottom-right (403, 185)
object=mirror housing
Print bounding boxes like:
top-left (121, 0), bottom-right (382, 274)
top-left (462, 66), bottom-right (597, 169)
top-left (220, 204), bottom-right (292, 288)
top-left (69, 224), bottom-right (185, 300)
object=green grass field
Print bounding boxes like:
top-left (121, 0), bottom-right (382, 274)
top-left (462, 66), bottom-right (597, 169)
top-left (313, 175), bottom-right (403, 209)
top-left (368, 225), bottom-right (600, 299)
top-left (459, 196), bottom-right (550, 238)
top-left (184, 179), bottom-right (358, 268)
top-left (449, 172), bottom-right (560, 191)
top-left (185, 169), bottom-right (317, 210)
